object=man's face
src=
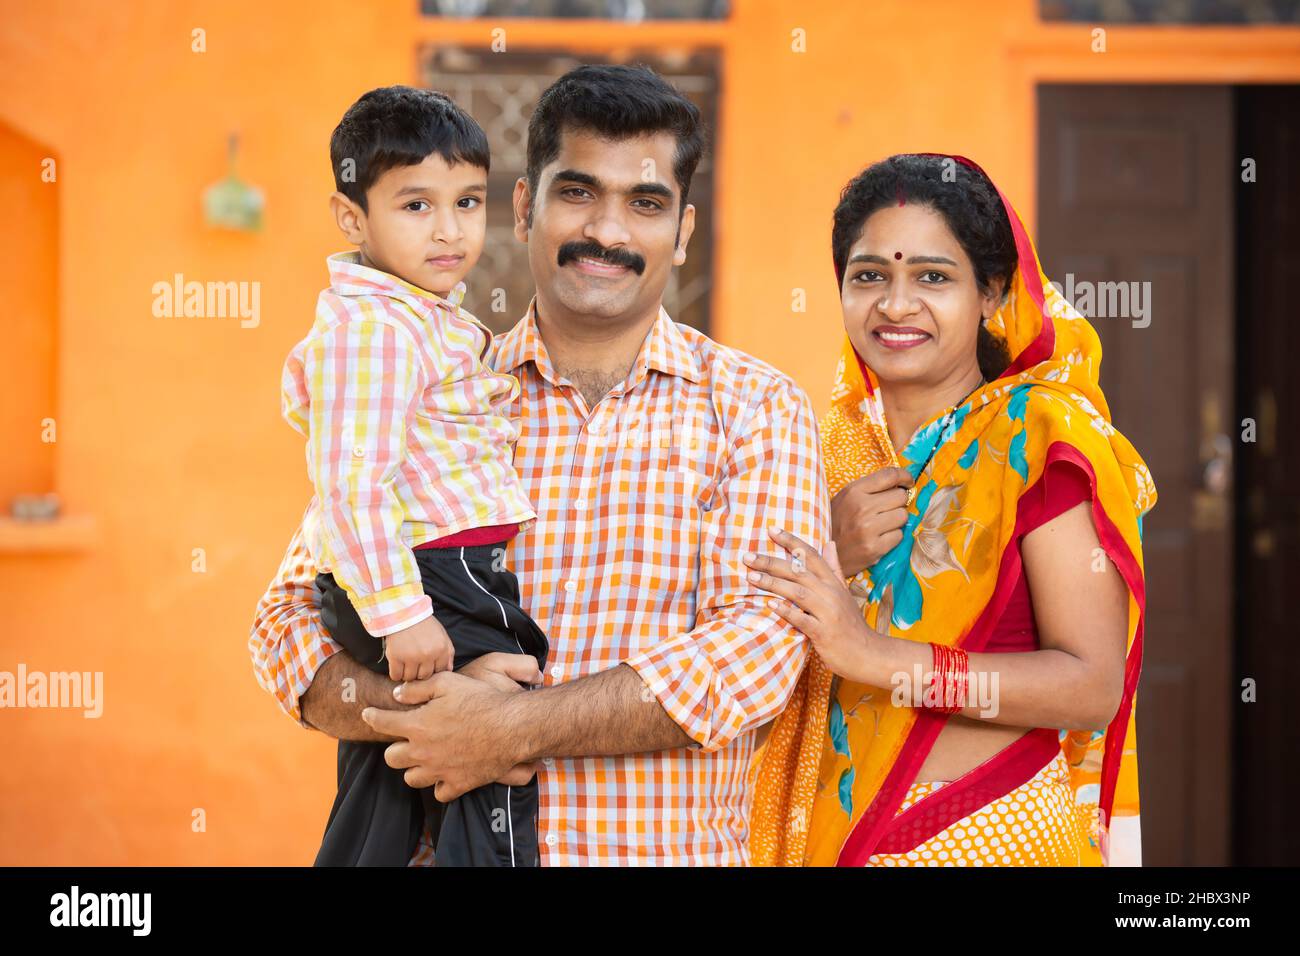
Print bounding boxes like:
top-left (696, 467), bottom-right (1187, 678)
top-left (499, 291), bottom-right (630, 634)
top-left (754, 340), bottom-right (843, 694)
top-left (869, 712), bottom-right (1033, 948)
top-left (513, 128), bottom-right (695, 325)
top-left (332, 152), bottom-right (487, 297)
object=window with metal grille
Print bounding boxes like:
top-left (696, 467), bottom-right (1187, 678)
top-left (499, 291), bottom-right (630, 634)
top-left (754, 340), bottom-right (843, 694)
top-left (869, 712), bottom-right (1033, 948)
top-left (1039, 0), bottom-right (1300, 23)
top-left (420, 1), bottom-right (729, 21)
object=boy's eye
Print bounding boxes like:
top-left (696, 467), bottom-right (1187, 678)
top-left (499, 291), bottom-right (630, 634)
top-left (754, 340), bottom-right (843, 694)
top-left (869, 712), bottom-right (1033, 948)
top-left (560, 186), bottom-right (593, 200)
top-left (632, 198), bottom-right (664, 211)
top-left (405, 200), bottom-right (430, 212)
top-left (457, 196), bottom-right (482, 209)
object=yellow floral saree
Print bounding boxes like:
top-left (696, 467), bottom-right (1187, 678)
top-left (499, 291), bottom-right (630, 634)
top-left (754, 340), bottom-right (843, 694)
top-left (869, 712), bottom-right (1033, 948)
top-left (749, 156), bottom-right (1155, 867)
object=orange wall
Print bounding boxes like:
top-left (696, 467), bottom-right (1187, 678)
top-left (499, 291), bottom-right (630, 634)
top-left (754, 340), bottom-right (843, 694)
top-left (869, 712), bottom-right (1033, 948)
top-left (0, 0), bottom-right (1296, 864)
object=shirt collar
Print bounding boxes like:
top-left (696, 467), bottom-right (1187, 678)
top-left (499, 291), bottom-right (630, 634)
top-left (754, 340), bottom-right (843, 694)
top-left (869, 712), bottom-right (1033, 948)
top-left (494, 298), bottom-right (702, 387)
top-left (326, 251), bottom-right (467, 311)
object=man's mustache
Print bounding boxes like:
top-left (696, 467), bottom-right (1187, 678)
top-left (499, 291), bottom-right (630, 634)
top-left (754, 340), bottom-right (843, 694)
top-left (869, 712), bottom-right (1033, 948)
top-left (557, 240), bottom-right (646, 276)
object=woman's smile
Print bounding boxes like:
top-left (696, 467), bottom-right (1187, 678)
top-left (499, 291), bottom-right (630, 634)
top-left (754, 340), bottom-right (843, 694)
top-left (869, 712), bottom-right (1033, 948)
top-left (872, 325), bottom-right (933, 350)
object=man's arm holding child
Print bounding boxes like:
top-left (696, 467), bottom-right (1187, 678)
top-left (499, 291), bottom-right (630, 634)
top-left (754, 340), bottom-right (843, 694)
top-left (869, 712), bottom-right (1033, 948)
top-left (248, 514), bottom-right (543, 783)
top-left (305, 650), bottom-right (545, 748)
top-left (367, 663), bottom-right (692, 797)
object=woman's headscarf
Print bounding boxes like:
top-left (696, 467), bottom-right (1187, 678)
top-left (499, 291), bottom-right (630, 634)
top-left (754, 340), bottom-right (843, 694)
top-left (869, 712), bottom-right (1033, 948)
top-left (749, 155), bottom-right (1155, 866)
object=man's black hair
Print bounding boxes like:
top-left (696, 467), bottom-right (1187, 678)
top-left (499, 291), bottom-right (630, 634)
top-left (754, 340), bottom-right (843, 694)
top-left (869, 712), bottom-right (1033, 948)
top-left (330, 85), bottom-right (490, 213)
top-left (526, 64), bottom-right (705, 216)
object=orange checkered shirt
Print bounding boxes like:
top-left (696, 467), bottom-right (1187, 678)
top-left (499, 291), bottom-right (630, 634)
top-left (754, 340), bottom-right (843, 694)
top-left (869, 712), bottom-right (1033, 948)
top-left (250, 302), bottom-right (830, 865)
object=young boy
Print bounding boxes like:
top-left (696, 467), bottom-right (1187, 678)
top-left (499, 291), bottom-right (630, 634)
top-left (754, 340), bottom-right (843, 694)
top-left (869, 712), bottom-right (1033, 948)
top-left (281, 86), bottom-right (548, 866)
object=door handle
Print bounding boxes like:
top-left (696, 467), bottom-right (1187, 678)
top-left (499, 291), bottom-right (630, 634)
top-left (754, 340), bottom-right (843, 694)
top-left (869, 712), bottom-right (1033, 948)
top-left (1202, 433), bottom-right (1233, 496)
top-left (1193, 393), bottom-right (1232, 532)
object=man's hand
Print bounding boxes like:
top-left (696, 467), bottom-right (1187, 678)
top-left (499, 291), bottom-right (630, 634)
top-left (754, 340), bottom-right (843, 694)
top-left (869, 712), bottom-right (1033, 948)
top-left (829, 466), bottom-right (914, 577)
top-left (363, 658), bottom-right (696, 802)
top-left (363, 671), bottom-right (525, 802)
top-left (393, 650), bottom-right (542, 704)
top-left (452, 651), bottom-right (543, 695)
top-left (404, 651), bottom-right (544, 789)
top-left (301, 649), bottom-right (541, 788)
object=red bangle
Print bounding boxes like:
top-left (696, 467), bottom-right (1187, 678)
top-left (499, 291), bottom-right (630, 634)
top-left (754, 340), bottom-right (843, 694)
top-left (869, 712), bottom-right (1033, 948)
top-left (927, 643), bottom-right (943, 711)
top-left (928, 643), bottom-right (969, 714)
top-left (950, 646), bottom-right (969, 713)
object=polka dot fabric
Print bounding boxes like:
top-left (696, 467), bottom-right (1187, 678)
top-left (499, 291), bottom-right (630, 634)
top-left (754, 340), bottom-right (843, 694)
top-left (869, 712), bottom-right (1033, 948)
top-left (864, 752), bottom-right (1083, 866)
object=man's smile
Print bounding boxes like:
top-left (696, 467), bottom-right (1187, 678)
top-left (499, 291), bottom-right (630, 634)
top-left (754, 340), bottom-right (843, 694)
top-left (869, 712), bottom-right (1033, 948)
top-left (570, 256), bottom-right (632, 278)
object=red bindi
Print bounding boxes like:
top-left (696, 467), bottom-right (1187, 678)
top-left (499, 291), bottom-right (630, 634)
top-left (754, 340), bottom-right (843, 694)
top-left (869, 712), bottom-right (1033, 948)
top-left (894, 252), bottom-right (903, 260)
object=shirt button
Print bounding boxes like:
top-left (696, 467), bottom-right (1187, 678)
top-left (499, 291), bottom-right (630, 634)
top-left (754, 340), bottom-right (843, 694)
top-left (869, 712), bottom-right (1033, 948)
top-left (574, 499), bottom-right (587, 511)
top-left (545, 833), bottom-right (558, 847)
top-left (563, 580), bottom-right (577, 593)
top-left (542, 756), bottom-right (554, 767)
top-left (351, 444), bottom-right (365, 458)
top-left (550, 664), bottom-right (563, 680)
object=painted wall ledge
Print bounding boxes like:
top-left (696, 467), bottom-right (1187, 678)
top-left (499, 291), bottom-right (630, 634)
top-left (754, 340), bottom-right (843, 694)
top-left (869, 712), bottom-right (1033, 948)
top-left (0, 514), bottom-right (97, 554)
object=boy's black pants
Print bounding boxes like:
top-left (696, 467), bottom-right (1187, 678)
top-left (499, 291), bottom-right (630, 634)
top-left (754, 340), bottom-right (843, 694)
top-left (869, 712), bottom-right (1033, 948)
top-left (312, 543), bottom-right (548, 867)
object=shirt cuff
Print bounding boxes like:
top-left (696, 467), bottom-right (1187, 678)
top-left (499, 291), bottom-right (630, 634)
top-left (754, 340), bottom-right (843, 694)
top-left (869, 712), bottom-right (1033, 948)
top-left (287, 639), bottom-right (343, 729)
top-left (623, 632), bottom-right (770, 754)
top-left (349, 585), bottom-right (433, 637)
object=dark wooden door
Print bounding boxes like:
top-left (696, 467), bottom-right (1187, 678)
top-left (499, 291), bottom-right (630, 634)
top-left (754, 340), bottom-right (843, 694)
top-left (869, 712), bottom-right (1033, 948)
top-left (1037, 85), bottom-right (1234, 866)
top-left (1233, 85), bottom-right (1300, 867)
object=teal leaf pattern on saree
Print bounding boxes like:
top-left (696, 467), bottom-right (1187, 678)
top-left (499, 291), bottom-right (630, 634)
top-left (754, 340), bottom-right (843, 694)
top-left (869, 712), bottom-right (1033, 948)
top-left (829, 698), bottom-right (851, 757)
top-left (1009, 428), bottom-right (1029, 484)
top-left (838, 766), bottom-right (855, 817)
top-left (867, 480), bottom-right (935, 630)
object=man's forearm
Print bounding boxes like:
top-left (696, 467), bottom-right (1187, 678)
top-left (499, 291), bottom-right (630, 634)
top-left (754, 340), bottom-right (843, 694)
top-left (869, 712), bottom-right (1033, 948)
top-left (503, 663), bottom-right (695, 762)
top-left (301, 651), bottom-right (407, 742)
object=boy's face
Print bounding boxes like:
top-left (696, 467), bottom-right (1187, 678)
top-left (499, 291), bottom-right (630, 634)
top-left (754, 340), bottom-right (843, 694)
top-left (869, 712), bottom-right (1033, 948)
top-left (331, 152), bottom-right (487, 297)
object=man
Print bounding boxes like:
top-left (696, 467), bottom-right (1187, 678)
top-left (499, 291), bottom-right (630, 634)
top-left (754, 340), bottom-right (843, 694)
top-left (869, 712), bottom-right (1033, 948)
top-left (250, 64), bottom-right (830, 865)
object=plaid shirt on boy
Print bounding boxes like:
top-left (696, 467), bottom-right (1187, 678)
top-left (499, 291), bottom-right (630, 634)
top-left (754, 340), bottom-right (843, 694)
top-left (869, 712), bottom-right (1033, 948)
top-left (280, 252), bottom-right (536, 638)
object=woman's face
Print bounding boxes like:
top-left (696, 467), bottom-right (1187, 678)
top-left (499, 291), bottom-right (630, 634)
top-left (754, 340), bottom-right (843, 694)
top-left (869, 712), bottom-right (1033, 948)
top-left (840, 202), bottom-right (1001, 390)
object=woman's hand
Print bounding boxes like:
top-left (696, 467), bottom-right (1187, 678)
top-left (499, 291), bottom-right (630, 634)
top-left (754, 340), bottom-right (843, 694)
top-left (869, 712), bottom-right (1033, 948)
top-left (743, 528), bottom-right (878, 684)
top-left (830, 467), bottom-right (914, 577)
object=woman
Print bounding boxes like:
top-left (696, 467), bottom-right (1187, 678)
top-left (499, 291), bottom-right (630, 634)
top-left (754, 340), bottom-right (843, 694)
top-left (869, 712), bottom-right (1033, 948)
top-left (746, 154), bottom-right (1155, 867)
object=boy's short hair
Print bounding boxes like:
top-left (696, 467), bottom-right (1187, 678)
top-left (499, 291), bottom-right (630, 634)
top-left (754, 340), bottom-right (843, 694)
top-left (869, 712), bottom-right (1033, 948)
top-left (330, 86), bottom-right (490, 212)
top-left (526, 64), bottom-right (705, 214)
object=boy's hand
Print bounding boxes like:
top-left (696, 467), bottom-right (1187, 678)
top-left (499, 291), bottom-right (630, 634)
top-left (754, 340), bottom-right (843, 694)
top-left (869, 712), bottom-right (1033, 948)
top-left (383, 615), bottom-right (455, 682)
